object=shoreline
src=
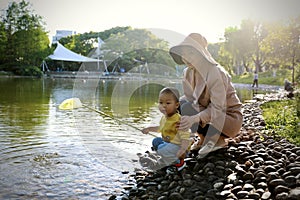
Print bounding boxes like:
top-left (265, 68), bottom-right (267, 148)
top-left (0, 74), bottom-right (283, 88)
top-left (111, 91), bottom-right (299, 200)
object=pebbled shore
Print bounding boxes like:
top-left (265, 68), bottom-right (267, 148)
top-left (111, 91), bottom-right (300, 200)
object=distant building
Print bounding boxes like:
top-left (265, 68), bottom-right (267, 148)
top-left (52, 30), bottom-right (76, 44)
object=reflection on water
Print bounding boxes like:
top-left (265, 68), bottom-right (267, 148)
top-left (0, 78), bottom-right (132, 199)
top-left (0, 78), bottom-right (280, 199)
top-left (73, 79), bottom-right (182, 172)
top-left (234, 83), bottom-right (281, 102)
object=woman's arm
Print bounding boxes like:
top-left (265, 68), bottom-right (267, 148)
top-left (200, 66), bottom-right (227, 131)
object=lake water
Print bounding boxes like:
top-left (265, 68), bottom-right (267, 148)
top-left (0, 77), bottom-right (281, 199)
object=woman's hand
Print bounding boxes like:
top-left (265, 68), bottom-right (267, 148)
top-left (178, 115), bottom-right (199, 131)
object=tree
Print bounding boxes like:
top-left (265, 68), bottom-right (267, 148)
top-left (0, 21), bottom-right (7, 65)
top-left (223, 26), bottom-right (243, 74)
top-left (0, 0), bottom-right (50, 75)
top-left (54, 27), bottom-right (131, 71)
top-left (252, 22), bottom-right (268, 72)
top-left (11, 28), bottom-right (49, 66)
top-left (287, 17), bottom-right (300, 84)
top-left (238, 20), bottom-right (257, 72)
top-left (260, 22), bottom-right (290, 69)
top-left (215, 42), bottom-right (234, 75)
top-left (260, 17), bottom-right (300, 83)
top-left (222, 20), bottom-right (266, 74)
top-left (59, 26), bottom-right (131, 56)
top-left (100, 28), bottom-right (173, 73)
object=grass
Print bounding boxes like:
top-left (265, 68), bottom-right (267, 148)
top-left (231, 69), bottom-right (292, 86)
top-left (260, 98), bottom-right (300, 146)
top-left (232, 69), bottom-right (299, 146)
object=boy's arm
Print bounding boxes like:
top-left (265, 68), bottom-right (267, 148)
top-left (141, 126), bottom-right (159, 134)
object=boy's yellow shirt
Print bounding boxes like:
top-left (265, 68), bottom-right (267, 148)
top-left (159, 113), bottom-right (190, 145)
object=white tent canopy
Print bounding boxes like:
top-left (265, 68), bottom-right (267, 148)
top-left (48, 42), bottom-right (101, 62)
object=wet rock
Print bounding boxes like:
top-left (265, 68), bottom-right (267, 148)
top-left (257, 182), bottom-right (268, 190)
top-left (256, 188), bottom-right (265, 195)
top-left (182, 179), bottom-right (193, 187)
top-left (213, 182), bottom-right (224, 190)
top-left (254, 170), bottom-right (267, 178)
top-left (267, 171), bottom-right (279, 181)
top-left (168, 192), bottom-right (184, 200)
top-left (236, 190), bottom-right (249, 198)
top-left (226, 192), bottom-right (238, 199)
top-left (261, 191), bottom-right (272, 199)
top-left (235, 165), bottom-right (246, 176)
top-left (253, 176), bottom-right (267, 184)
top-left (269, 179), bottom-right (286, 188)
top-left (289, 167), bottom-right (300, 176)
top-left (231, 185), bottom-right (243, 194)
top-left (243, 183), bottom-right (255, 191)
top-left (168, 181), bottom-right (178, 190)
top-left (203, 162), bottom-right (215, 170)
top-left (275, 192), bottom-right (289, 200)
top-left (264, 165), bottom-right (277, 173)
top-left (274, 185), bottom-right (290, 194)
top-left (223, 183), bottom-right (233, 190)
top-left (288, 187), bottom-right (300, 200)
top-left (108, 195), bottom-right (117, 200)
top-left (248, 192), bottom-right (261, 199)
top-left (243, 172), bottom-right (254, 181)
top-left (284, 176), bottom-right (297, 187)
top-left (179, 187), bottom-right (185, 194)
top-left (253, 157), bottom-right (265, 165)
top-left (157, 196), bottom-right (168, 200)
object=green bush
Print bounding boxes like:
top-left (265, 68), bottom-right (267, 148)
top-left (0, 71), bottom-right (12, 76)
top-left (261, 100), bottom-right (300, 145)
top-left (15, 66), bottom-right (43, 77)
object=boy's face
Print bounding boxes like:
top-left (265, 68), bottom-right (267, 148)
top-left (158, 93), bottom-right (179, 117)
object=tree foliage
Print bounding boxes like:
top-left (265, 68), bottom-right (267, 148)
top-left (0, 0), bottom-right (50, 76)
top-left (58, 26), bottom-right (131, 56)
top-left (53, 27), bottom-right (173, 73)
top-left (1, 0), bottom-right (299, 81)
top-left (49, 26), bottom-right (132, 71)
top-left (100, 28), bottom-right (173, 72)
top-left (219, 17), bottom-right (300, 82)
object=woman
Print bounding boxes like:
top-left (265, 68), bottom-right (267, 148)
top-left (169, 33), bottom-right (243, 158)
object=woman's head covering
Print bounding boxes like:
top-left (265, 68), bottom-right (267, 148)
top-left (169, 33), bottom-right (218, 65)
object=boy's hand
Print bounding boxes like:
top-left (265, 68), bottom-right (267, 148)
top-left (141, 126), bottom-right (159, 134)
top-left (141, 128), bottom-right (149, 134)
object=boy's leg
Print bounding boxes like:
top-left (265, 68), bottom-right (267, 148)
top-left (152, 137), bottom-right (164, 151)
top-left (156, 142), bottom-right (181, 166)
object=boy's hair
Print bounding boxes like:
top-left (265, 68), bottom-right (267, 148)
top-left (159, 87), bottom-right (180, 102)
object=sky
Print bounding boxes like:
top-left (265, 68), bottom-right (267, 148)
top-left (1, 0), bottom-right (300, 43)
